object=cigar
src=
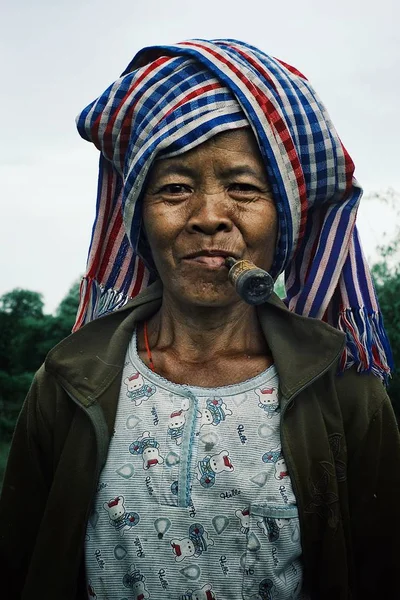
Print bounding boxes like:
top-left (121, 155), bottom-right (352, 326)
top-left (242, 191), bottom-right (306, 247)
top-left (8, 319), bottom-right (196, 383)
top-left (225, 257), bottom-right (274, 305)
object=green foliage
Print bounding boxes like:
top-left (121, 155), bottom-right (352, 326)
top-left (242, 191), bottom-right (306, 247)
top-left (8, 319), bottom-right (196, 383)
top-left (0, 289), bottom-right (44, 320)
top-left (274, 274), bottom-right (285, 299)
top-left (372, 238), bottom-right (400, 423)
top-left (0, 283), bottom-right (80, 489)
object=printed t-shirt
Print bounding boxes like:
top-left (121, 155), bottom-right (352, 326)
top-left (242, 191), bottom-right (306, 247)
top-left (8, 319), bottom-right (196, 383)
top-left (85, 328), bottom-right (308, 600)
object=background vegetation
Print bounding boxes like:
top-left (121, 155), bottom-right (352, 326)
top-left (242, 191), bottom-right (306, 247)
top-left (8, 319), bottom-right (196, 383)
top-left (0, 283), bottom-right (80, 489)
top-left (1, 229), bottom-right (400, 489)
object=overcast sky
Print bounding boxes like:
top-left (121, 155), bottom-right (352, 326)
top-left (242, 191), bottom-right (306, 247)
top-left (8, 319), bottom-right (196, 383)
top-left (1, 0), bottom-right (399, 313)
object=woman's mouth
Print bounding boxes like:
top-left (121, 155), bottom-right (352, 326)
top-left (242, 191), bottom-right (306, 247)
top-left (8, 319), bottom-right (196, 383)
top-left (184, 256), bottom-right (227, 268)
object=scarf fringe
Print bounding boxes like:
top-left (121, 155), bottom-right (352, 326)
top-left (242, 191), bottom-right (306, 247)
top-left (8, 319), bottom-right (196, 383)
top-left (337, 307), bottom-right (393, 385)
top-left (73, 277), bottom-right (129, 332)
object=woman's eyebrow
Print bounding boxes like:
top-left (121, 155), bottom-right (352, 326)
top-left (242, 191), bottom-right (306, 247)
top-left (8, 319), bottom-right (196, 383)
top-left (154, 163), bottom-right (196, 178)
top-left (220, 165), bottom-right (266, 181)
top-left (155, 163), bottom-right (267, 182)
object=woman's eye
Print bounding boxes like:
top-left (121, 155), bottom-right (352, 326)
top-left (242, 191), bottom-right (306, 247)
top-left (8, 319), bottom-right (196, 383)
top-left (229, 183), bottom-right (258, 192)
top-left (160, 184), bottom-right (190, 195)
top-left (229, 183), bottom-right (261, 199)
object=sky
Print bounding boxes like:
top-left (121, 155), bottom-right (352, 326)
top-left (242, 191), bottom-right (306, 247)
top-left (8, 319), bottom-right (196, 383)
top-left (1, 0), bottom-right (399, 313)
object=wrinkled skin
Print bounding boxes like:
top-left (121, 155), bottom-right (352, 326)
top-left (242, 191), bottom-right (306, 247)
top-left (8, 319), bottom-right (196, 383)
top-left (139, 128), bottom-right (277, 386)
top-left (143, 128), bottom-right (277, 309)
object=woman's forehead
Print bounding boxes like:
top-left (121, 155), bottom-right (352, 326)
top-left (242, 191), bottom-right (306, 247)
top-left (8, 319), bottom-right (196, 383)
top-left (154, 128), bottom-right (264, 171)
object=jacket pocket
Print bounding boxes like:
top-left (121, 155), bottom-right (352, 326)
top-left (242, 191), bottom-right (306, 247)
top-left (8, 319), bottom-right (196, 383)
top-left (241, 503), bottom-right (305, 600)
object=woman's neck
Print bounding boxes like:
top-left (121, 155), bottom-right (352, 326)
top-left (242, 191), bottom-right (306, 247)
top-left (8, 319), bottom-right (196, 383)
top-left (145, 292), bottom-right (268, 363)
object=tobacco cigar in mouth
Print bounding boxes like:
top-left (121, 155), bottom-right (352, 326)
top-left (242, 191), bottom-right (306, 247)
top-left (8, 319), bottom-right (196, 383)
top-left (225, 257), bottom-right (274, 305)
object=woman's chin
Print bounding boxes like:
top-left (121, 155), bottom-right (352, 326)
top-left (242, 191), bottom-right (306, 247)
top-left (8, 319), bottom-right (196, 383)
top-left (166, 279), bottom-right (240, 308)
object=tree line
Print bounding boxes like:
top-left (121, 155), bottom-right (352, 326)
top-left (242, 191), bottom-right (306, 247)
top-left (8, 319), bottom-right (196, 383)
top-left (0, 283), bottom-right (80, 486)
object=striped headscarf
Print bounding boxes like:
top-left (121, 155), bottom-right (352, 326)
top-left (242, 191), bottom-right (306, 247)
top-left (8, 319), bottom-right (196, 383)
top-left (75, 38), bottom-right (392, 382)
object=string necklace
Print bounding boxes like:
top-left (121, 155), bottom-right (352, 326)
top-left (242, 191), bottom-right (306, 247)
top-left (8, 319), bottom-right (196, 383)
top-left (143, 321), bottom-right (155, 372)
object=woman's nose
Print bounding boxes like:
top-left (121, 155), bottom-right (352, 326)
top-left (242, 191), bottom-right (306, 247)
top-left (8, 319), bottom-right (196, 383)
top-left (186, 193), bottom-right (233, 235)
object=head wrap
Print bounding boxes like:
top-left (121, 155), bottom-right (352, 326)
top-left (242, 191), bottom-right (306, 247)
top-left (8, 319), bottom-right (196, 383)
top-left (75, 38), bottom-right (392, 382)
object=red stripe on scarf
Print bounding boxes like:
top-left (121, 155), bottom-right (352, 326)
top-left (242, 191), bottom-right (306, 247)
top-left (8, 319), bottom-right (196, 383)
top-left (274, 58), bottom-right (308, 80)
top-left (88, 163), bottom-right (115, 279)
top-left (164, 82), bottom-right (222, 119)
top-left (180, 41), bottom-right (308, 245)
top-left (131, 259), bottom-right (145, 297)
top-left (97, 211), bottom-right (123, 282)
top-left (92, 56), bottom-right (171, 158)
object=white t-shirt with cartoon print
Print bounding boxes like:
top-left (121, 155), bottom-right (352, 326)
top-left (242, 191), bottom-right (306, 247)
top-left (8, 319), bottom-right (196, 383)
top-left (85, 329), bottom-right (308, 600)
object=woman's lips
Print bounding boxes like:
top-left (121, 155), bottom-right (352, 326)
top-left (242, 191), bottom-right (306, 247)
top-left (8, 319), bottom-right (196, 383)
top-left (185, 255), bottom-right (227, 268)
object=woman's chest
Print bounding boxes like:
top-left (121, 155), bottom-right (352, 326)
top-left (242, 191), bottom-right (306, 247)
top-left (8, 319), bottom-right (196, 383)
top-left (138, 349), bottom-right (274, 387)
top-left (84, 367), bottom-right (306, 600)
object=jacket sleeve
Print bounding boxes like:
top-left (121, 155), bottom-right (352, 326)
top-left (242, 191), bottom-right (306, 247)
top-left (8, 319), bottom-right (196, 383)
top-left (345, 377), bottom-right (400, 599)
top-left (0, 365), bottom-right (56, 599)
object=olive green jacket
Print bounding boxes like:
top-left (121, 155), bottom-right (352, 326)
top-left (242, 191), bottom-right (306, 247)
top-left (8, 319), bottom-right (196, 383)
top-left (1, 282), bottom-right (399, 599)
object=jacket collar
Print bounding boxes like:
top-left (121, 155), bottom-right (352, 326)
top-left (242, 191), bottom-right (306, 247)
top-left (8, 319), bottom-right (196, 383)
top-left (46, 280), bottom-right (345, 406)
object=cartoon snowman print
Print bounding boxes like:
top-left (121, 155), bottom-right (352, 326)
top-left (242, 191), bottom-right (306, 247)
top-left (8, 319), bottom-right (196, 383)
top-left (167, 397), bottom-right (194, 445)
top-left (167, 409), bottom-right (187, 446)
top-left (124, 372), bottom-right (156, 406)
top-left (197, 450), bottom-right (234, 488)
top-left (171, 523), bottom-right (214, 562)
top-left (123, 564), bottom-right (150, 599)
top-left (257, 516), bottom-right (290, 542)
top-left (262, 446), bottom-right (288, 480)
top-left (200, 397), bottom-right (233, 427)
top-left (255, 387), bottom-right (280, 418)
top-left (103, 495), bottom-right (140, 535)
top-left (256, 578), bottom-right (276, 600)
top-left (129, 431), bottom-right (164, 470)
top-left (181, 583), bottom-right (217, 599)
top-left (235, 507), bottom-right (250, 534)
top-left (87, 580), bottom-right (97, 599)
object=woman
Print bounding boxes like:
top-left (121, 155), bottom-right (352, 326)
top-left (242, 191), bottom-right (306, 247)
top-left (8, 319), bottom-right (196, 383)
top-left (1, 39), bottom-right (399, 600)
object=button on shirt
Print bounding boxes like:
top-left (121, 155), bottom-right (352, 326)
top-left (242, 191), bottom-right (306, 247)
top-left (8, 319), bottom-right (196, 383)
top-left (85, 329), bottom-right (307, 600)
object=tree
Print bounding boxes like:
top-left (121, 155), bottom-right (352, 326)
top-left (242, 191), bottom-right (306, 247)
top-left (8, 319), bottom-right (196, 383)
top-left (0, 282), bottom-right (80, 487)
top-left (372, 242), bottom-right (400, 424)
top-left (55, 281), bottom-right (80, 325)
top-left (0, 289), bottom-right (48, 374)
top-left (0, 289), bottom-right (44, 320)
top-left (369, 190), bottom-right (400, 424)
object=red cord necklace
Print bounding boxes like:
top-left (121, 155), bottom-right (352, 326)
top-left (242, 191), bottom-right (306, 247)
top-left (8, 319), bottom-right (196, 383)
top-left (143, 321), bottom-right (155, 372)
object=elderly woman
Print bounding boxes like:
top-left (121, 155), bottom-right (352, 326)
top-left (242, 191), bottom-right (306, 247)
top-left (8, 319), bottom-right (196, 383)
top-left (1, 39), bottom-right (399, 600)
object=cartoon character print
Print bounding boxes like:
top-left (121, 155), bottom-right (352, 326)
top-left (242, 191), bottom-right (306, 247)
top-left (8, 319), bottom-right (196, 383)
top-left (180, 583), bottom-right (217, 600)
top-left (235, 507), bottom-right (250, 534)
top-left (87, 580), bottom-right (97, 599)
top-left (201, 397), bottom-right (233, 427)
top-left (257, 578), bottom-right (276, 600)
top-left (262, 446), bottom-right (288, 480)
top-left (257, 516), bottom-right (290, 542)
top-left (103, 495), bottom-right (140, 535)
top-left (171, 523), bottom-right (214, 562)
top-left (124, 372), bottom-right (156, 406)
top-left (167, 408), bottom-right (187, 446)
top-left (197, 450), bottom-right (234, 488)
top-left (129, 431), bottom-right (164, 470)
top-left (255, 387), bottom-right (280, 418)
top-left (123, 564), bottom-right (150, 599)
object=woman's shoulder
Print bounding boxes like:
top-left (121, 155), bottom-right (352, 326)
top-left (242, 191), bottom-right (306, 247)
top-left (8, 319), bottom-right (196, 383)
top-left (334, 366), bottom-right (391, 417)
top-left (330, 367), bottom-right (399, 453)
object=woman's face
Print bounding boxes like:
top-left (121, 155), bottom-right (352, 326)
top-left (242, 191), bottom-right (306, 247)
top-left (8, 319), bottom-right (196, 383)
top-left (142, 128), bottom-right (278, 307)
